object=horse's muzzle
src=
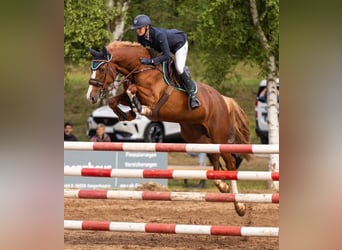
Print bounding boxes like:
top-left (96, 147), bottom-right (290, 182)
top-left (90, 96), bottom-right (97, 104)
top-left (86, 91), bottom-right (98, 104)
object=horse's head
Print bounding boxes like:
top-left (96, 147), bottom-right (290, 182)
top-left (86, 46), bottom-right (118, 104)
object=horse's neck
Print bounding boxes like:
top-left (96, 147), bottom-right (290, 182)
top-left (114, 47), bottom-right (148, 72)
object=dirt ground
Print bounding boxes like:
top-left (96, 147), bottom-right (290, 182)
top-left (64, 186), bottom-right (279, 250)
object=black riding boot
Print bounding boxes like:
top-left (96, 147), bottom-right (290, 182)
top-left (180, 71), bottom-right (200, 109)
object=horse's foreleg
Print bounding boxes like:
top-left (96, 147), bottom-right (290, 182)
top-left (108, 94), bottom-right (136, 121)
top-left (126, 87), bottom-right (141, 113)
top-left (126, 86), bottom-right (152, 116)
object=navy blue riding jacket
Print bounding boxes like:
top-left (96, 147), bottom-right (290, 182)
top-left (137, 26), bottom-right (187, 65)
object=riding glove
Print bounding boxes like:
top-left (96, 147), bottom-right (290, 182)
top-left (140, 58), bottom-right (154, 65)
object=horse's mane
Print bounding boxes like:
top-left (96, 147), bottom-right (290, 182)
top-left (107, 41), bottom-right (143, 50)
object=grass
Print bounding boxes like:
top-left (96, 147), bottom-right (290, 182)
top-left (64, 67), bottom-right (103, 141)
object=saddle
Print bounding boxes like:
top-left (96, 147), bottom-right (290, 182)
top-left (146, 47), bottom-right (187, 92)
top-left (161, 60), bottom-right (186, 92)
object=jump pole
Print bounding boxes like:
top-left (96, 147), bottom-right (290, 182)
top-left (64, 141), bottom-right (279, 154)
top-left (64, 220), bottom-right (279, 237)
top-left (64, 168), bottom-right (279, 181)
top-left (64, 189), bottom-right (279, 203)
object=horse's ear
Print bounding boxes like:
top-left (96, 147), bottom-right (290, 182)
top-left (102, 46), bottom-right (108, 58)
top-left (89, 47), bottom-right (100, 58)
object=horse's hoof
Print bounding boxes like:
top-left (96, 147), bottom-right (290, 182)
top-left (213, 180), bottom-right (230, 193)
top-left (128, 110), bottom-right (137, 120)
top-left (234, 202), bottom-right (246, 217)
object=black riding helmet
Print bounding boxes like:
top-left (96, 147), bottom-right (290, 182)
top-left (131, 14), bottom-right (151, 29)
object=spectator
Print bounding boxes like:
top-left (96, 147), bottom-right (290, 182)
top-left (198, 153), bottom-right (207, 167)
top-left (64, 121), bottom-right (78, 141)
top-left (90, 123), bottom-right (111, 142)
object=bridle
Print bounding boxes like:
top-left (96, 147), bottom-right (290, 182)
top-left (89, 55), bottom-right (156, 98)
top-left (88, 54), bottom-right (125, 99)
top-left (89, 54), bottom-right (118, 89)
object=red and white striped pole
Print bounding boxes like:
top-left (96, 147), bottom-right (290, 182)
top-left (64, 141), bottom-right (279, 154)
top-left (64, 189), bottom-right (279, 203)
top-left (64, 220), bottom-right (279, 237)
top-left (64, 168), bottom-right (279, 181)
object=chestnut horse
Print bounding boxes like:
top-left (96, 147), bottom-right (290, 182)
top-left (86, 41), bottom-right (252, 216)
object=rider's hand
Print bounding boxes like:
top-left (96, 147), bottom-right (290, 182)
top-left (140, 58), bottom-right (154, 65)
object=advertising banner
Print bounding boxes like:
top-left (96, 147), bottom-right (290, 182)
top-left (64, 150), bottom-right (168, 189)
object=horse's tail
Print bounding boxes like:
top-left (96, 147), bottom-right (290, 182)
top-left (222, 95), bottom-right (253, 161)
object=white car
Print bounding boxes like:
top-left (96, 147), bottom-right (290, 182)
top-left (87, 105), bottom-right (182, 142)
top-left (255, 78), bottom-right (279, 144)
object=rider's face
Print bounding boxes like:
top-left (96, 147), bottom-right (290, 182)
top-left (136, 26), bottom-right (147, 37)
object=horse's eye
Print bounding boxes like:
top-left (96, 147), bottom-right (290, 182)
top-left (99, 67), bottom-right (105, 73)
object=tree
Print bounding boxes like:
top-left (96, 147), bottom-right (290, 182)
top-left (195, 0), bottom-right (279, 189)
top-left (64, 0), bottom-right (113, 65)
top-left (249, 0), bottom-right (279, 190)
top-left (107, 0), bottom-right (129, 41)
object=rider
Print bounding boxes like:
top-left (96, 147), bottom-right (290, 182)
top-left (131, 14), bottom-right (200, 110)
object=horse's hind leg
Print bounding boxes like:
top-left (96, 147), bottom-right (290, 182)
top-left (221, 152), bottom-right (246, 217)
top-left (231, 180), bottom-right (246, 217)
top-left (207, 153), bottom-right (230, 193)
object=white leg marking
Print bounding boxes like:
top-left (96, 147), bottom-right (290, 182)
top-left (126, 89), bottom-right (137, 112)
top-left (231, 179), bottom-right (246, 216)
top-left (126, 89), bottom-right (134, 101)
top-left (231, 180), bottom-right (238, 194)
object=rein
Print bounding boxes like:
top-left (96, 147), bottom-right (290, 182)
top-left (89, 55), bottom-right (160, 101)
top-left (116, 66), bottom-right (156, 87)
top-left (89, 58), bottom-right (156, 89)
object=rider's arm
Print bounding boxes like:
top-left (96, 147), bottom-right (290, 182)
top-left (151, 32), bottom-right (171, 65)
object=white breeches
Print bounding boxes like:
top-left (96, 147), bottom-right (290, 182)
top-left (174, 41), bottom-right (188, 74)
